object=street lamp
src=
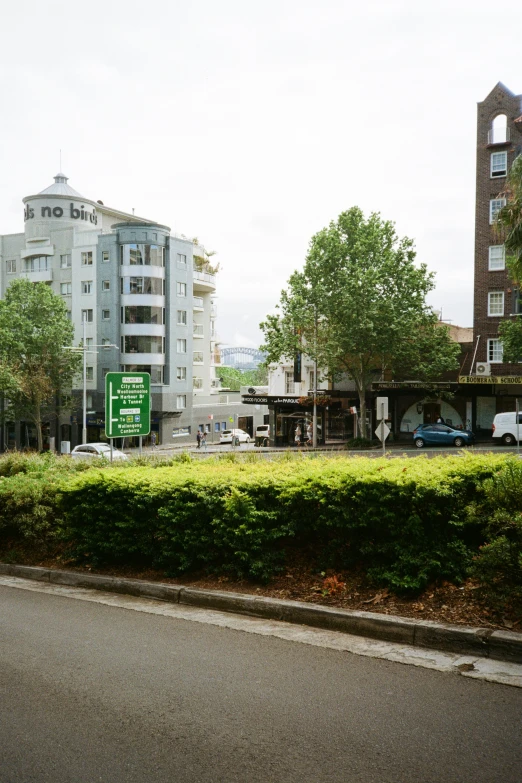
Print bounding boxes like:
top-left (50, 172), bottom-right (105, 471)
top-left (66, 316), bottom-right (118, 445)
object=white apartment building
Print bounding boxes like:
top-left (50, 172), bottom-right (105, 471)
top-left (0, 173), bottom-right (265, 449)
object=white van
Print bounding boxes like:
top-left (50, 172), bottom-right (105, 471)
top-left (255, 424), bottom-right (270, 438)
top-left (492, 412), bottom-right (522, 445)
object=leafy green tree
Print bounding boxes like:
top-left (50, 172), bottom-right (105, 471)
top-left (496, 155), bottom-right (522, 362)
top-left (0, 279), bottom-right (81, 451)
top-left (218, 365), bottom-right (268, 391)
top-left (261, 208), bottom-right (459, 434)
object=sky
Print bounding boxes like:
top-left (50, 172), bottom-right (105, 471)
top-left (1, 0), bottom-right (521, 348)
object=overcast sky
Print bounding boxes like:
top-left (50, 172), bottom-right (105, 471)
top-left (1, 0), bottom-right (521, 347)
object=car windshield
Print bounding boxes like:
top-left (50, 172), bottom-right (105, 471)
top-left (97, 445), bottom-right (111, 452)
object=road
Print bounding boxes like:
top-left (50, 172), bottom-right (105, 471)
top-left (1, 584), bottom-right (521, 783)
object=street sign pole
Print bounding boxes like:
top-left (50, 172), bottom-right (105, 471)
top-left (517, 399), bottom-right (520, 457)
top-left (382, 403), bottom-right (385, 456)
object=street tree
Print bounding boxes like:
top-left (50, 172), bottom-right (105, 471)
top-left (0, 279), bottom-right (81, 451)
top-left (261, 208), bottom-right (459, 434)
top-left (496, 155), bottom-right (522, 362)
top-left (218, 365), bottom-right (268, 391)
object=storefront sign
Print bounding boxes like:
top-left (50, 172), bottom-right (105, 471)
top-left (459, 376), bottom-right (522, 385)
top-left (372, 382), bottom-right (454, 390)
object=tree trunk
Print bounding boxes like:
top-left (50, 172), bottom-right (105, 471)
top-left (34, 404), bottom-right (43, 452)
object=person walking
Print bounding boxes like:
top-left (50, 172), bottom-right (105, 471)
top-left (196, 430), bottom-right (202, 448)
top-left (294, 424), bottom-right (302, 446)
top-left (306, 422), bottom-right (313, 445)
top-left (201, 432), bottom-right (207, 450)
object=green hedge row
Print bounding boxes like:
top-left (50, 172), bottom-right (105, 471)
top-left (0, 452), bottom-right (516, 596)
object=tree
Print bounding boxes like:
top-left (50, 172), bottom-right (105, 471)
top-left (218, 365), bottom-right (268, 391)
top-left (0, 279), bottom-right (82, 451)
top-left (496, 155), bottom-right (522, 363)
top-left (261, 208), bottom-right (459, 434)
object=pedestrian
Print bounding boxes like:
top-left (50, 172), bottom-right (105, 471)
top-left (151, 431), bottom-right (157, 449)
top-left (294, 424), bottom-right (301, 446)
top-left (196, 430), bottom-right (202, 448)
top-left (436, 416), bottom-right (445, 424)
top-left (201, 432), bottom-right (207, 450)
top-left (306, 422), bottom-right (313, 445)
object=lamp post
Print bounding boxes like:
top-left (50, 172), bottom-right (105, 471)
top-left (312, 307), bottom-right (318, 449)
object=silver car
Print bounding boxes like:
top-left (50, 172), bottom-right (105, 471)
top-left (70, 443), bottom-right (128, 461)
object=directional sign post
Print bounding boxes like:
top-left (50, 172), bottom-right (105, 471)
top-left (105, 373), bottom-right (151, 455)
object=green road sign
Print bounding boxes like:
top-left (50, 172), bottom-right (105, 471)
top-left (105, 372), bottom-right (151, 438)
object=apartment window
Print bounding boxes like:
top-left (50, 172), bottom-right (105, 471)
top-left (489, 245), bottom-right (505, 271)
top-left (85, 338), bottom-right (93, 350)
top-left (488, 291), bottom-right (504, 316)
top-left (102, 251), bottom-right (110, 263)
top-left (81, 251), bottom-right (93, 266)
top-left (120, 244), bottom-right (165, 267)
top-left (60, 254), bottom-right (71, 268)
top-left (6, 259), bottom-right (16, 273)
top-left (491, 151), bottom-right (507, 178)
top-left (193, 351), bottom-right (204, 363)
top-left (490, 198), bottom-right (506, 224)
top-left (81, 280), bottom-right (93, 295)
top-left (23, 256), bottom-right (50, 272)
top-left (102, 338), bottom-right (111, 350)
top-left (81, 309), bottom-right (93, 323)
top-left (102, 368), bottom-right (110, 379)
top-left (102, 280), bottom-right (110, 292)
top-left (512, 289), bottom-right (522, 315)
top-left (60, 282), bottom-right (72, 295)
top-left (177, 309), bottom-right (187, 325)
top-left (102, 309), bottom-right (110, 320)
top-left (285, 371), bottom-right (295, 394)
top-left (123, 305), bottom-right (163, 324)
top-left (177, 338), bottom-right (187, 353)
top-left (177, 282), bottom-right (187, 297)
top-left (66, 310), bottom-right (72, 320)
top-left (488, 338), bottom-right (503, 363)
top-left (177, 367), bottom-right (187, 381)
top-left (124, 336), bottom-right (164, 354)
top-left (177, 253), bottom-right (187, 266)
top-left (86, 366), bottom-right (94, 381)
top-left (176, 395), bottom-right (187, 409)
top-left (124, 276), bottom-right (163, 295)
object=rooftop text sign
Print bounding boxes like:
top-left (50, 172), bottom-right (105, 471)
top-left (459, 376), bottom-right (522, 385)
top-left (105, 372), bottom-right (150, 438)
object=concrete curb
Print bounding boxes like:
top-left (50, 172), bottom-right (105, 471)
top-left (1, 563), bottom-right (521, 664)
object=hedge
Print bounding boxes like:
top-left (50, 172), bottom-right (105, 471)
top-left (0, 452), bottom-right (511, 593)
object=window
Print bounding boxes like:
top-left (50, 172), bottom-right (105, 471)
top-left (60, 254), bottom-right (71, 268)
top-left (177, 282), bottom-right (187, 297)
top-left (176, 395), bottom-right (187, 409)
top-left (85, 338), bottom-right (93, 350)
top-left (102, 368), bottom-right (110, 379)
top-left (124, 276), bottom-right (163, 295)
top-left (102, 338), bottom-right (111, 350)
top-left (81, 251), bottom-right (93, 266)
top-left (309, 370), bottom-right (315, 391)
top-left (488, 338), bottom-right (503, 363)
top-left (124, 336), bottom-right (164, 354)
top-left (81, 280), bottom-right (93, 294)
top-left (489, 114), bottom-right (508, 144)
top-left (23, 256), bottom-right (50, 272)
top-left (490, 198), bottom-right (506, 224)
top-left (488, 291), bottom-right (504, 316)
top-left (193, 351), bottom-right (204, 363)
top-left (193, 377), bottom-right (203, 389)
top-left (66, 310), bottom-right (72, 320)
top-left (512, 289), bottom-right (522, 315)
top-left (102, 251), bottom-right (110, 263)
top-left (491, 151), bottom-right (507, 178)
top-left (123, 364), bottom-right (163, 384)
top-left (81, 309), bottom-right (93, 323)
top-left (102, 309), bottom-right (110, 320)
top-left (489, 245), bottom-right (505, 271)
top-left (123, 306), bottom-right (163, 324)
top-left (120, 244), bottom-right (165, 267)
top-left (285, 371), bottom-right (295, 394)
top-left (214, 422), bottom-right (221, 433)
top-left (60, 282), bottom-right (72, 295)
top-left (6, 259), bottom-right (16, 273)
top-left (177, 338), bottom-right (187, 353)
top-left (177, 310), bottom-right (187, 325)
top-left (102, 280), bottom-right (110, 292)
top-left (86, 366), bottom-right (94, 380)
top-left (177, 253), bottom-right (187, 266)
top-left (177, 367), bottom-right (187, 381)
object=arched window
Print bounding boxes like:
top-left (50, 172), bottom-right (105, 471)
top-left (489, 114), bottom-right (509, 144)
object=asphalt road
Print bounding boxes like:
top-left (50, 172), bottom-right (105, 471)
top-left (1, 586), bottom-right (521, 783)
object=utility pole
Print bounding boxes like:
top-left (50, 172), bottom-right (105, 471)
top-left (82, 315), bottom-right (87, 445)
top-left (312, 308), bottom-right (318, 449)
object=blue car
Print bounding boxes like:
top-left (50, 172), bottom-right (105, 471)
top-left (412, 423), bottom-right (475, 449)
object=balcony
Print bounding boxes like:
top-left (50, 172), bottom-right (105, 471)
top-left (20, 269), bottom-right (53, 283)
top-left (487, 127), bottom-right (511, 145)
top-left (193, 269), bottom-right (216, 292)
top-left (193, 324), bottom-right (204, 338)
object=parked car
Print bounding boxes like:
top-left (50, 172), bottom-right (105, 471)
top-left (492, 412), bottom-right (522, 445)
top-left (219, 429), bottom-right (251, 444)
top-left (70, 443), bottom-right (128, 460)
top-left (255, 424), bottom-right (270, 438)
top-left (412, 424), bottom-right (475, 449)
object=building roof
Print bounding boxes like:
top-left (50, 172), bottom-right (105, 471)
top-left (38, 173), bottom-right (84, 198)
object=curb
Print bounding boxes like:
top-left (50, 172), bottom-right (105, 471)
top-left (1, 563), bottom-right (521, 664)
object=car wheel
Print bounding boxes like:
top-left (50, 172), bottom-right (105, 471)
top-left (454, 437), bottom-right (465, 448)
top-left (502, 433), bottom-right (516, 446)
top-left (414, 438), bottom-right (425, 448)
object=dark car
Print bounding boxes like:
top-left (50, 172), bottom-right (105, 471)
top-left (412, 423), bottom-right (475, 449)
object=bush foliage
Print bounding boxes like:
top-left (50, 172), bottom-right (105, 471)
top-left (0, 451), bottom-right (513, 596)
